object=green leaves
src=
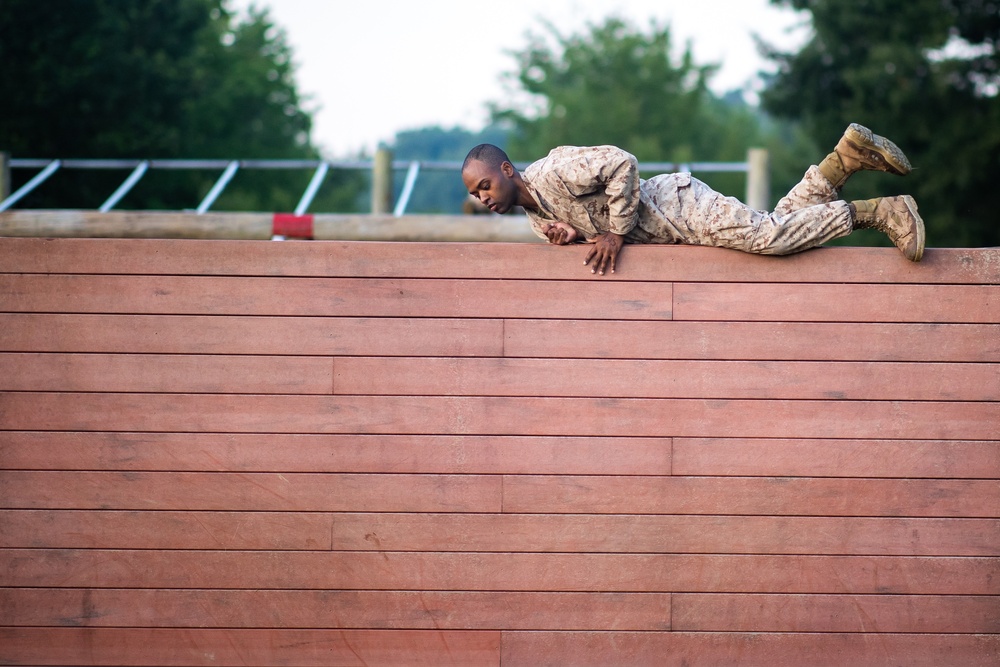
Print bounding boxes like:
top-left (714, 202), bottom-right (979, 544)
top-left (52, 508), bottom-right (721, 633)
top-left (0, 0), bottom-right (363, 212)
top-left (762, 0), bottom-right (1000, 247)
top-left (490, 16), bottom-right (815, 205)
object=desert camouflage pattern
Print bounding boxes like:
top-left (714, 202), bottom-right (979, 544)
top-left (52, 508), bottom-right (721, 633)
top-left (522, 146), bottom-right (853, 254)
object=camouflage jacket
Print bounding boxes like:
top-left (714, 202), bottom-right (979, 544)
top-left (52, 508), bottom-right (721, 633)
top-left (521, 145), bottom-right (689, 244)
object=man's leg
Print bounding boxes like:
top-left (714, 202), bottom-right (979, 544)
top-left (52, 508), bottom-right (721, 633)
top-left (671, 176), bottom-right (853, 255)
top-left (773, 123), bottom-right (913, 217)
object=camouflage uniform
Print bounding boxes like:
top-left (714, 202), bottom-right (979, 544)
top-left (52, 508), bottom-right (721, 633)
top-left (522, 145), bottom-right (852, 254)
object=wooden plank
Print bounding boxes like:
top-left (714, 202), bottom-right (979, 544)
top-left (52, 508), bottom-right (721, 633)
top-left (502, 476), bottom-right (1000, 517)
top-left (327, 515), bottom-right (1000, 555)
top-left (674, 282), bottom-right (999, 323)
top-left (0, 628), bottom-right (502, 667)
top-left (333, 357), bottom-right (1000, 401)
top-left (505, 319), bottom-right (1000, 362)
top-left (0, 472), bottom-right (502, 512)
top-left (3, 238), bottom-right (997, 284)
top-left (674, 438), bottom-right (1000, 478)
top-left (0, 510), bottom-right (336, 551)
top-left (0, 589), bottom-right (672, 630)
top-left (0, 274), bottom-right (673, 319)
top-left (5, 511), bottom-right (996, 555)
top-left (6, 314), bottom-right (996, 362)
top-left (0, 432), bottom-right (671, 475)
top-left (4, 550), bottom-right (995, 594)
top-left (0, 313), bottom-right (505, 356)
top-left (672, 593), bottom-right (1000, 633)
top-left (0, 353), bottom-right (333, 394)
top-left (501, 632), bottom-right (1000, 667)
top-left (3, 393), bottom-right (998, 440)
top-left (15, 471), bottom-right (984, 518)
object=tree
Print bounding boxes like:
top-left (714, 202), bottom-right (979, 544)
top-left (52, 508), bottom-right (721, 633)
top-left (761, 0), bottom-right (1000, 247)
top-left (0, 0), bottom-right (362, 212)
top-left (489, 17), bottom-right (816, 202)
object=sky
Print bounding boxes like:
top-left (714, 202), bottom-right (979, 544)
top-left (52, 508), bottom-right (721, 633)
top-left (231, 0), bottom-right (811, 157)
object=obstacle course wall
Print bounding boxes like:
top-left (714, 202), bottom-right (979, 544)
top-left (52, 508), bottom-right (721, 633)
top-left (0, 237), bottom-right (998, 665)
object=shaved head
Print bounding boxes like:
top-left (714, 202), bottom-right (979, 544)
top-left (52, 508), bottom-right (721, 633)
top-left (462, 143), bottom-right (512, 172)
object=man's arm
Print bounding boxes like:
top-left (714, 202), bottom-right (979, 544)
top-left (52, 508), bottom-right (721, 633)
top-left (579, 147), bottom-right (638, 275)
top-left (596, 148), bottom-right (642, 237)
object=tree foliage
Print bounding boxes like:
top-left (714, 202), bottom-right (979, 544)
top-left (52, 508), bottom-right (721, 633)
top-left (489, 17), bottom-right (816, 201)
top-left (0, 0), bottom-right (362, 212)
top-left (762, 0), bottom-right (1000, 246)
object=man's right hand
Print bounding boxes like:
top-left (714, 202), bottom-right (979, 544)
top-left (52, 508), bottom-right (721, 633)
top-left (544, 222), bottom-right (578, 245)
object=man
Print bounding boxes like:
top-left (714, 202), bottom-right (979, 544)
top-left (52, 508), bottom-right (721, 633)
top-left (461, 124), bottom-right (925, 275)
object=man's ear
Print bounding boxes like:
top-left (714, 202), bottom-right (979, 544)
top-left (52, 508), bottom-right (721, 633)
top-left (501, 161), bottom-right (516, 177)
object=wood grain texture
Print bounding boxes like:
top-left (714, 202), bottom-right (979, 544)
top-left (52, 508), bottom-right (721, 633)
top-left (673, 282), bottom-right (999, 323)
top-left (0, 274), bottom-right (674, 319)
top-left (333, 357), bottom-right (1000, 401)
top-left (504, 319), bottom-right (1000, 362)
top-left (501, 632), bottom-right (1000, 667)
top-left (0, 313), bottom-right (505, 356)
top-left (6, 313), bottom-right (998, 362)
top-left (0, 472), bottom-right (502, 512)
top-left (673, 438), bottom-right (1000, 478)
top-left (0, 353), bottom-right (333, 394)
top-left (3, 550), bottom-right (995, 594)
top-left (4, 512), bottom-right (996, 555)
top-left (3, 393), bottom-right (998, 439)
top-left (3, 238), bottom-right (997, 284)
top-left (0, 432), bottom-right (671, 475)
top-left (671, 593), bottom-right (1000, 633)
top-left (2, 472), bottom-right (994, 515)
top-left (0, 589), bottom-right (672, 630)
top-left (0, 628), bottom-right (502, 667)
top-left (502, 475), bottom-right (999, 517)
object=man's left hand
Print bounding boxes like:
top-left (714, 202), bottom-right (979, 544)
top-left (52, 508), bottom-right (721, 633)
top-left (584, 232), bottom-right (625, 276)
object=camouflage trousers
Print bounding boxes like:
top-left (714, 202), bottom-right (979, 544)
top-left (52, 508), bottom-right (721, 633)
top-left (635, 166), bottom-right (852, 254)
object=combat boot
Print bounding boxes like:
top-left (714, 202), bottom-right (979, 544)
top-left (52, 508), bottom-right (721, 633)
top-left (818, 123), bottom-right (912, 189)
top-left (851, 196), bottom-right (925, 262)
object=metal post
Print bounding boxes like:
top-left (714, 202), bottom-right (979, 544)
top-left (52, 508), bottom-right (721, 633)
top-left (294, 161), bottom-right (329, 215)
top-left (196, 160), bottom-right (239, 214)
top-left (393, 161), bottom-right (421, 217)
top-left (0, 159), bottom-right (61, 212)
top-left (746, 148), bottom-right (770, 211)
top-left (99, 161), bottom-right (149, 212)
top-left (371, 148), bottom-right (393, 214)
top-left (0, 152), bottom-right (10, 201)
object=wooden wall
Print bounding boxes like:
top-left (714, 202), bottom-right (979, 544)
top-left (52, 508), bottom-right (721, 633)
top-left (1, 237), bottom-right (998, 666)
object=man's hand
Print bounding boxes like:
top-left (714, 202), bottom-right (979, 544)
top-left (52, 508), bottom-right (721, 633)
top-left (584, 231), bottom-right (625, 276)
top-left (544, 222), bottom-right (577, 245)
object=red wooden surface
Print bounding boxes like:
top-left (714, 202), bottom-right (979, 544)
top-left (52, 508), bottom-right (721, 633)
top-left (1, 239), bottom-right (997, 666)
top-left (3, 511), bottom-right (997, 555)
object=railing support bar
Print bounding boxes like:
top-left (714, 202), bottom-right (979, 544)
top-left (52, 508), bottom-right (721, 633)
top-left (294, 161), bottom-right (329, 216)
top-left (393, 161), bottom-right (421, 217)
top-left (99, 161), bottom-right (150, 212)
top-left (0, 159), bottom-right (61, 212)
top-left (196, 160), bottom-right (240, 214)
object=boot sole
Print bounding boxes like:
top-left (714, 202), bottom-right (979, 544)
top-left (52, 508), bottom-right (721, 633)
top-left (901, 194), bottom-right (925, 262)
top-left (845, 123), bottom-right (912, 176)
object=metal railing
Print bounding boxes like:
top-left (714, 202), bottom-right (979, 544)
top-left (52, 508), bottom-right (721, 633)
top-left (0, 151), bottom-right (765, 215)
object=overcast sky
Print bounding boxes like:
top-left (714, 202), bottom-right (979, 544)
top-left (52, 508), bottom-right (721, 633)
top-left (231, 0), bottom-right (810, 156)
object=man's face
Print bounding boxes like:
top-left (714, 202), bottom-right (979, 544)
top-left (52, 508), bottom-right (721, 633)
top-left (462, 159), bottom-right (519, 214)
